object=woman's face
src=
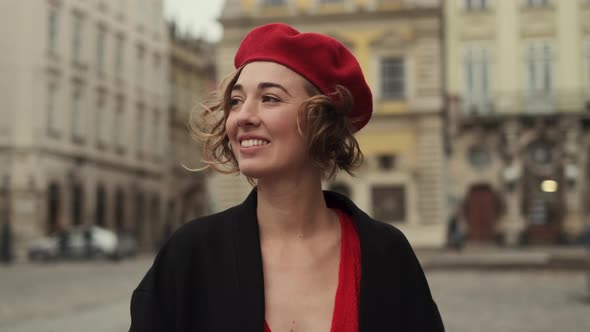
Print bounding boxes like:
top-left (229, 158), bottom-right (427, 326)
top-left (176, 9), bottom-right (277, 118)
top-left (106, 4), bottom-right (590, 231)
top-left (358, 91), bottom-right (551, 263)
top-left (225, 61), bottom-right (313, 179)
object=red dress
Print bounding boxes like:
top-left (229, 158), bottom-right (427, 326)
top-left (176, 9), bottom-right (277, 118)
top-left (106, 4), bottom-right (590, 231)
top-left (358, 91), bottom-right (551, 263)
top-left (264, 209), bottom-right (361, 332)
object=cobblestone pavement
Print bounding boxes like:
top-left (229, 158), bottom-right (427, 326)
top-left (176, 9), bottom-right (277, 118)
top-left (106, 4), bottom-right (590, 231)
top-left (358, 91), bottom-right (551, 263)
top-left (0, 257), bottom-right (589, 332)
top-left (0, 256), bottom-right (153, 332)
top-left (429, 270), bottom-right (590, 332)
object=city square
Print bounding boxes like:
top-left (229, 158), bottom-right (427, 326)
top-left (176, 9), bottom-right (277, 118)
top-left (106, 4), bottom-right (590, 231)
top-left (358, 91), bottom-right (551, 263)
top-left (1, 257), bottom-right (589, 332)
top-left (1, 0), bottom-right (590, 331)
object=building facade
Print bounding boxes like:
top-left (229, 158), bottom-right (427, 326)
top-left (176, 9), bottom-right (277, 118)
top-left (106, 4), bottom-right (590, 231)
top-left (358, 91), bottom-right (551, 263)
top-left (445, 0), bottom-right (590, 245)
top-left (0, 0), bottom-right (169, 256)
top-left (215, 0), bottom-right (447, 247)
top-left (166, 24), bottom-right (216, 235)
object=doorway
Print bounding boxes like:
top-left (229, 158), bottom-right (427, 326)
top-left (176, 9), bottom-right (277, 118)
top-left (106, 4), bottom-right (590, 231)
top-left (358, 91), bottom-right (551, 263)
top-left (464, 184), bottom-right (497, 242)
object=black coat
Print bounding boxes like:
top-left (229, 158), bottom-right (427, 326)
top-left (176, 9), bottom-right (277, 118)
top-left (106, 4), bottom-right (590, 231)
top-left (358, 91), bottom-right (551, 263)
top-left (130, 190), bottom-right (444, 331)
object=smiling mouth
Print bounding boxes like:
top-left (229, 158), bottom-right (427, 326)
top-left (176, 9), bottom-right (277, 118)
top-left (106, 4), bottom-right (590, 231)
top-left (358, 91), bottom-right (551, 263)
top-left (240, 139), bottom-right (270, 148)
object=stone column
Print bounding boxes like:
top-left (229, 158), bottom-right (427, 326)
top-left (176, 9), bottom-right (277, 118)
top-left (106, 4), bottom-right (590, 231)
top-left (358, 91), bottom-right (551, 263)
top-left (10, 151), bottom-right (44, 259)
top-left (416, 115), bottom-right (446, 227)
top-left (561, 122), bottom-right (584, 241)
top-left (498, 120), bottom-right (526, 246)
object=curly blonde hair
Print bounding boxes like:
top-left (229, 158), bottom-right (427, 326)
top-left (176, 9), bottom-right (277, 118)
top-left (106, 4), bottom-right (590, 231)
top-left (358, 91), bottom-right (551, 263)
top-left (189, 66), bottom-right (363, 181)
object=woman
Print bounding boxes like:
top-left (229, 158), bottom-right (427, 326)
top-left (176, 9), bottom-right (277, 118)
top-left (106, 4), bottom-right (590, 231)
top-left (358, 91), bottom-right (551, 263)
top-left (130, 23), bottom-right (444, 332)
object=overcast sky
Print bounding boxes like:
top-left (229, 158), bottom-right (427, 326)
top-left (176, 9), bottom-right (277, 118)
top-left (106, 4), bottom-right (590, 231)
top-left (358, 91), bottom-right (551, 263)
top-left (164, 0), bottom-right (225, 42)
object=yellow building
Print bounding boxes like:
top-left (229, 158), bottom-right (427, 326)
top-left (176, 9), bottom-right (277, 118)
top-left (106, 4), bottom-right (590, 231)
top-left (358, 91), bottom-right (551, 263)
top-left (213, 0), bottom-right (447, 247)
top-left (167, 24), bottom-right (216, 235)
top-left (445, 0), bottom-right (590, 245)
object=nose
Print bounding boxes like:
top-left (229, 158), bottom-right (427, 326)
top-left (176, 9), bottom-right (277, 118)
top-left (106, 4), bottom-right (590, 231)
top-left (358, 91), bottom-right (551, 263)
top-left (235, 99), bottom-right (260, 128)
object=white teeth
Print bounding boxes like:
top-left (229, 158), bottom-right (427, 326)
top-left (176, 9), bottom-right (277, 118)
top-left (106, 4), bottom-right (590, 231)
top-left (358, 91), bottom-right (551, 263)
top-left (240, 139), bottom-right (269, 148)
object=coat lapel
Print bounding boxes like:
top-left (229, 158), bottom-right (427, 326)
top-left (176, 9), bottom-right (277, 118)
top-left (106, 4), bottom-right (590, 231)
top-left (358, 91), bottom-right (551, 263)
top-left (325, 191), bottom-right (392, 331)
top-left (233, 189), bottom-right (266, 331)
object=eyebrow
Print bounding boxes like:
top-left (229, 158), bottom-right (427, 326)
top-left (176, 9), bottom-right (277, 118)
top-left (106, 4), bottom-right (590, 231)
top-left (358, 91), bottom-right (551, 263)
top-left (231, 82), bottom-right (292, 98)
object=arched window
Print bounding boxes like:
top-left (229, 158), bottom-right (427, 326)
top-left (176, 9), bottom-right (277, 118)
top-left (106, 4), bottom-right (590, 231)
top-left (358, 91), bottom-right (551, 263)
top-left (114, 188), bottom-right (125, 232)
top-left (135, 191), bottom-right (144, 240)
top-left (96, 184), bottom-right (107, 227)
top-left (47, 182), bottom-right (60, 234)
top-left (71, 183), bottom-right (84, 226)
top-left (150, 194), bottom-right (160, 246)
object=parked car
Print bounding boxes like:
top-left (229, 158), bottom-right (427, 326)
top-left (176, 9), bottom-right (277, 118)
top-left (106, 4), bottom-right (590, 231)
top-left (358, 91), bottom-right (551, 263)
top-left (27, 236), bottom-right (59, 261)
top-left (113, 231), bottom-right (139, 260)
top-left (28, 226), bottom-right (136, 262)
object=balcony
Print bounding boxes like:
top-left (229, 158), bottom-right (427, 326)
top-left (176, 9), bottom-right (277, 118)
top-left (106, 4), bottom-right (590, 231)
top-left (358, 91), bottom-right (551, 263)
top-left (462, 98), bottom-right (495, 116)
top-left (448, 90), bottom-right (590, 136)
top-left (368, 0), bottom-right (440, 10)
top-left (457, 90), bottom-right (590, 116)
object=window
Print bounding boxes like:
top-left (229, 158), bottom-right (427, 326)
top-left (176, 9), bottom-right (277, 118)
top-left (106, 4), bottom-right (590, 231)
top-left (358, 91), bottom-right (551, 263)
top-left (152, 0), bottom-right (161, 29)
top-left (136, 105), bottom-right (144, 156)
top-left (96, 92), bottom-right (108, 145)
top-left (380, 57), bottom-right (405, 99)
top-left (152, 109), bottom-right (159, 156)
top-left (47, 83), bottom-right (58, 134)
top-left (377, 154), bottom-right (397, 171)
top-left (72, 15), bottom-right (83, 63)
top-left (465, 0), bottom-right (488, 10)
top-left (463, 46), bottom-right (491, 114)
top-left (468, 145), bottom-right (492, 169)
top-left (71, 183), bottom-right (84, 226)
top-left (152, 54), bottom-right (161, 91)
top-left (372, 185), bottom-right (406, 222)
top-left (48, 7), bottom-right (59, 54)
top-left (527, 42), bottom-right (553, 98)
top-left (95, 185), bottom-right (106, 227)
top-left (135, 0), bottom-right (151, 27)
top-left (136, 45), bottom-right (145, 86)
top-left (527, 140), bottom-right (553, 165)
top-left (114, 97), bottom-right (124, 149)
top-left (114, 35), bottom-right (124, 76)
top-left (114, 189), bottom-right (125, 231)
top-left (526, 0), bottom-right (549, 7)
top-left (170, 73), bottom-right (177, 105)
top-left (71, 84), bottom-right (84, 140)
top-left (96, 26), bottom-right (106, 74)
top-left (263, 0), bottom-right (287, 6)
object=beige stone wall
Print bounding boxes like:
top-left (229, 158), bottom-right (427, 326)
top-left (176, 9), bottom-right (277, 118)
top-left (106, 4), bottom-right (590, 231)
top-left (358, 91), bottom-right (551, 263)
top-left (168, 32), bottom-right (216, 227)
top-left (0, 0), bottom-right (169, 256)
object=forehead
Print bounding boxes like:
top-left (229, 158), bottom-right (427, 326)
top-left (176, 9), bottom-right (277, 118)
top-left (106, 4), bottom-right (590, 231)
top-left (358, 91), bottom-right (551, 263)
top-left (236, 61), bottom-right (307, 89)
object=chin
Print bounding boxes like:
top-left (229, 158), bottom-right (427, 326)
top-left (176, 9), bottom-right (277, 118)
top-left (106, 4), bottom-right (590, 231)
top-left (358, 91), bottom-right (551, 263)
top-left (238, 162), bottom-right (288, 180)
top-left (238, 165), bottom-right (270, 179)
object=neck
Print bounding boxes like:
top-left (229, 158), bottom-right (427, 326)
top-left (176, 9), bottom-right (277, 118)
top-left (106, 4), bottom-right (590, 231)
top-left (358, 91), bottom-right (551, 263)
top-left (256, 170), bottom-right (335, 240)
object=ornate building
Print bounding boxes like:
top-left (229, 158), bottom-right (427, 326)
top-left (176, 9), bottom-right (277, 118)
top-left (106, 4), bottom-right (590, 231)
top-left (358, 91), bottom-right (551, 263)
top-left (166, 24), bottom-right (216, 235)
top-left (0, 0), bottom-right (169, 255)
top-left (214, 0), bottom-right (447, 247)
top-left (445, 0), bottom-right (590, 245)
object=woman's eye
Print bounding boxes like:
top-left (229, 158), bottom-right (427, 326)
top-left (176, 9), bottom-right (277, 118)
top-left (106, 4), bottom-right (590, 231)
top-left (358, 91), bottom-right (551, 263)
top-left (230, 97), bottom-right (242, 107)
top-left (262, 95), bottom-right (280, 104)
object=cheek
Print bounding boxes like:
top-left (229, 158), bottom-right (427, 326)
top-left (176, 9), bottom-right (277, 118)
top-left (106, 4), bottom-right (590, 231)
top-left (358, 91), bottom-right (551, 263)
top-left (224, 115), bottom-right (236, 138)
top-left (274, 117), bottom-right (307, 152)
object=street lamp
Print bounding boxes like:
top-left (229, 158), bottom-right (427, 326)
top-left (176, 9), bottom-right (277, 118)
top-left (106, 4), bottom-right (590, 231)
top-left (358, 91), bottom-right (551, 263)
top-left (540, 180), bottom-right (558, 193)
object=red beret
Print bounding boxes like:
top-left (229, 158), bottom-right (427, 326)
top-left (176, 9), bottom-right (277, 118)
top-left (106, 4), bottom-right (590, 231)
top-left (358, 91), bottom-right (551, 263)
top-left (234, 23), bottom-right (373, 132)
